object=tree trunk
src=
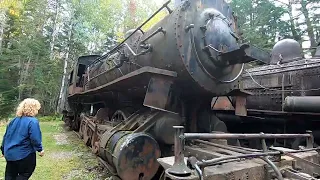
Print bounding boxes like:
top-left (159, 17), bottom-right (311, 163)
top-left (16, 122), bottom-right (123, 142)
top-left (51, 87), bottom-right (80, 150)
top-left (300, 0), bottom-right (317, 49)
top-left (288, 5), bottom-right (299, 41)
top-left (18, 56), bottom-right (31, 101)
top-left (56, 22), bottom-right (73, 113)
top-left (50, 0), bottom-right (59, 60)
top-left (0, 10), bottom-right (6, 54)
top-left (0, 26), bottom-right (3, 54)
top-left (18, 56), bottom-right (22, 101)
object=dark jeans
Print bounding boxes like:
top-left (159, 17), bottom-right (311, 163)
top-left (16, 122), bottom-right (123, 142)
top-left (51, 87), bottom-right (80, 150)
top-left (5, 152), bottom-right (36, 180)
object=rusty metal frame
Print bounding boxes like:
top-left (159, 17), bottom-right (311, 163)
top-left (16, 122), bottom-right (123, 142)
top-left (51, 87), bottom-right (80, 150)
top-left (68, 66), bottom-right (177, 98)
top-left (182, 132), bottom-right (312, 140)
top-left (166, 126), bottom-right (317, 180)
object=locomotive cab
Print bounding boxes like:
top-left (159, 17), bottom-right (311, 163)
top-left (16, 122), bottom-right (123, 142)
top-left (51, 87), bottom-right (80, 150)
top-left (68, 55), bottom-right (100, 96)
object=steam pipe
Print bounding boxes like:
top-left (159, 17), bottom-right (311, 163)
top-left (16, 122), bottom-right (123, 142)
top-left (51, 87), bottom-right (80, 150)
top-left (261, 157), bottom-right (284, 180)
top-left (197, 152), bottom-right (280, 168)
top-left (284, 96), bottom-right (320, 113)
top-left (183, 133), bottom-right (311, 140)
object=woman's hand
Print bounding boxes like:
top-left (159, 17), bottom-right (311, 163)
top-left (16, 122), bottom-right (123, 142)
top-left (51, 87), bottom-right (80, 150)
top-left (39, 150), bottom-right (44, 157)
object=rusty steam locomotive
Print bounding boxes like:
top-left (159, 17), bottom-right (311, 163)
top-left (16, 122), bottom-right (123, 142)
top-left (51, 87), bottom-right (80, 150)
top-left (62, 0), bottom-right (320, 179)
top-left (212, 39), bottom-right (320, 149)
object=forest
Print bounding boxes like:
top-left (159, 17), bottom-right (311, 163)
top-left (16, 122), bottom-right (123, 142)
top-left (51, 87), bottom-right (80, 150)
top-left (0, 0), bottom-right (319, 118)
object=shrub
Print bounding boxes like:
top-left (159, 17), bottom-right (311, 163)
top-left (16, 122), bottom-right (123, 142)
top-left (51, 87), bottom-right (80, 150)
top-left (38, 114), bottom-right (63, 122)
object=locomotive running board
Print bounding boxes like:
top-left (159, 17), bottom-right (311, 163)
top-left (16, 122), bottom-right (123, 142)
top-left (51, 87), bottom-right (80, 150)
top-left (68, 67), bottom-right (177, 103)
top-left (143, 75), bottom-right (179, 114)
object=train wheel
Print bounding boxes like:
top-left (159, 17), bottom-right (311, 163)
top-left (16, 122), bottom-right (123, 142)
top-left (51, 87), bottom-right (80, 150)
top-left (75, 115), bottom-right (81, 131)
top-left (92, 141), bottom-right (100, 154)
top-left (79, 119), bottom-right (86, 139)
top-left (110, 108), bottom-right (134, 124)
top-left (64, 117), bottom-right (71, 128)
top-left (197, 109), bottom-right (240, 146)
top-left (83, 122), bottom-right (90, 145)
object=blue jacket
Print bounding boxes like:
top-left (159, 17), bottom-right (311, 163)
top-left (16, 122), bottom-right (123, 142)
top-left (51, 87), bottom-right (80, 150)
top-left (1, 116), bottom-right (43, 161)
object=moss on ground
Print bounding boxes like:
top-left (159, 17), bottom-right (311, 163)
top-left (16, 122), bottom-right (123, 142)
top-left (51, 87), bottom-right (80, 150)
top-left (0, 121), bottom-right (110, 180)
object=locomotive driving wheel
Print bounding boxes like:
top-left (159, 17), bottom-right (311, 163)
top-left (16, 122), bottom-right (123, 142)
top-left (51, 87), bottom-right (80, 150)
top-left (83, 122), bottom-right (91, 146)
top-left (92, 141), bottom-right (100, 154)
top-left (79, 119), bottom-right (86, 139)
top-left (110, 108), bottom-right (134, 125)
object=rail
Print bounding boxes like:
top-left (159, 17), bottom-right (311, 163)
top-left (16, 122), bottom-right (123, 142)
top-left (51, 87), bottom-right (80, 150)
top-left (165, 126), bottom-right (317, 180)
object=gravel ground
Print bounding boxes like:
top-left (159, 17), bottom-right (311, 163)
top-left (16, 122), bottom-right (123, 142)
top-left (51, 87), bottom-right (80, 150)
top-left (53, 133), bottom-right (69, 145)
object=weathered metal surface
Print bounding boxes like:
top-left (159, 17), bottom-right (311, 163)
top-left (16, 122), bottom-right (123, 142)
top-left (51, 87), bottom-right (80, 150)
top-left (153, 113), bottom-right (183, 144)
top-left (173, 0), bottom-right (244, 95)
top-left (159, 126), bottom-right (320, 180)
top-left (211, 97), bottom-right (234, 111)
top-left (159, 147), bottom-right (319, 180)
top-left (93, 108), bottom-right (110, 123)
top-left (235, 96), bottom-right (247, 116)
top-left (143, 75), bottom-right (178, 113)
top-left (61, 0), bottom-right (320, 179)
top-left (270, 39), bottom-right (303, 64)
top-left (183, 132), bottom-right (311, 140)
top-left (108, 132), bottom-right (161, 180)
top-left (284, 96), bottom-right (320, 113)
top-left (67, 0), bottom-right (269, 101)
top-left (242, 57), bottom-right (320, 112)
top-left (94, 108), bottom-right (188, 179)
top-left (68, 66), bottom-right (177, 99)
top-left (168, 126), bottom-right (192, 176)
top-left (218, 44), bottom-right (270, 65)
top-left (132, 111), bottom-right (161, 133)
top-left (270, 146), bottom-right (320, 172)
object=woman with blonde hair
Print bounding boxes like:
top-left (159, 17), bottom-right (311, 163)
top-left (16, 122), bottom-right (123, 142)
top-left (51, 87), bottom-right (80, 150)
top-left (1, 98), bottom-right (44, 180)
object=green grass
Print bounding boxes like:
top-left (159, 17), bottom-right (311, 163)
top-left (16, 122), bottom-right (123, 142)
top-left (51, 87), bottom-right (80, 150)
top-left (0, 121), bottom-right (109, 180)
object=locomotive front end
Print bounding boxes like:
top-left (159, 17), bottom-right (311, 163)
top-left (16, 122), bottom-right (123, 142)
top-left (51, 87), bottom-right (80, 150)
top-left (177, 0), bottom-right (243, 86)
top-left (133, 0), bottom-right (270, 97)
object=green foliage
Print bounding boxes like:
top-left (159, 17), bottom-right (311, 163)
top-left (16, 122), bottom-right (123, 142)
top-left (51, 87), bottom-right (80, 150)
top-left (231, 0), bottom-right (290, 50)
top-left (38, 114), bottom-right (62, 122)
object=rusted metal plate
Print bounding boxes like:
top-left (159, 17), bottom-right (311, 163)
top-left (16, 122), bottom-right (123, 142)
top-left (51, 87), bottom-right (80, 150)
top-left (211, 97), bottom-right (234, 111)
top-left (159, 144), bottom-right (319, 180)
top-left (68, 84), bottom-right (83, 95)
top-left (68, 66), bottom-right (177, 98)
top-left (241, 59), bottom-right (320, 112)
top-left (93, 108), bottom-right (110, 123)
top-left (112, 133), bottom-right (161, 180)
top-left (219, 44), bottom-right (270, 65)
top-left (235, 96), bottom-right (247, 116)
top-left (143, 75), bottom-right (178, 113)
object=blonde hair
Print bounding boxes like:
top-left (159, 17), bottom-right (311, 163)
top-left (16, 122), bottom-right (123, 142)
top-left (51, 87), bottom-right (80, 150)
top-left (16, 98), bottom-right (41, 117)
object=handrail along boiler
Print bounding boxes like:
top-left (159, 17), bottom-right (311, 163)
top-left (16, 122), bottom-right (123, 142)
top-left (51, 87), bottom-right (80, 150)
top-left (62, 0), bottom-right (320, 180)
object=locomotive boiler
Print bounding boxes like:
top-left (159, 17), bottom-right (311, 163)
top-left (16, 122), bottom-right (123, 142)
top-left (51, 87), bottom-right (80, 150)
top-left (62, 0), bottom-right (320, 180)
